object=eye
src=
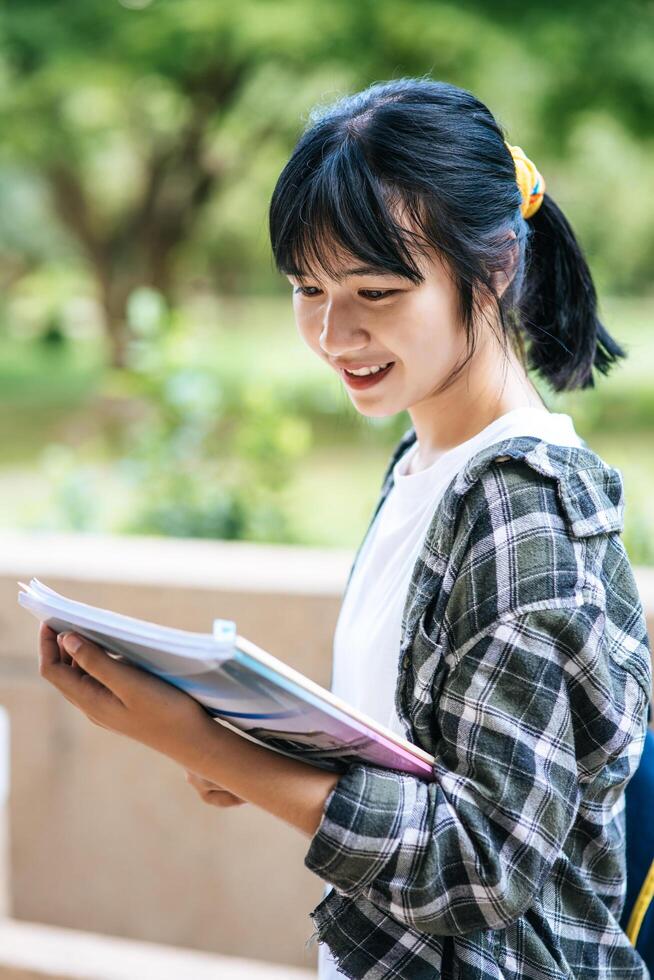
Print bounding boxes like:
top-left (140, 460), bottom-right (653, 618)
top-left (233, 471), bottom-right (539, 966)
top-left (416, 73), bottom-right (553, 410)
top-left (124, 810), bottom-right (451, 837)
top-left (359, 289), bottom-right (398, 301)
top-left (293, 286), bottom-right (400, 302)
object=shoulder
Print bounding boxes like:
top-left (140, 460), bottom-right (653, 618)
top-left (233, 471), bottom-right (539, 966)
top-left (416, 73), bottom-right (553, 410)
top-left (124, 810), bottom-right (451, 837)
top-left (441, 436), bottom-right (625, 550)
top-left (457, 439), bottom-right (624, 539)
top-left (440, 438), bottom-right (630, 650)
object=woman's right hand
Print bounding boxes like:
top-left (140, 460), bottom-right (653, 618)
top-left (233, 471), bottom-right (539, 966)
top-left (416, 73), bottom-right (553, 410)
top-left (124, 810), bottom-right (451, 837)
top-left (184, 769), bottom-right (248, 808)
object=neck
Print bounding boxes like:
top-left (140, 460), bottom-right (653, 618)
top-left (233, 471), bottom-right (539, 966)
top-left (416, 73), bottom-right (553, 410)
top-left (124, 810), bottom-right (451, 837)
top-left (407, 333), bottom-right (546, 469)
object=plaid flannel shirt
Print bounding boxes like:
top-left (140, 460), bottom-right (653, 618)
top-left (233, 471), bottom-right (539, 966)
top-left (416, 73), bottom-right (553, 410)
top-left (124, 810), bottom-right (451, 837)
top-left (304, 429), bottom-right (652, 979)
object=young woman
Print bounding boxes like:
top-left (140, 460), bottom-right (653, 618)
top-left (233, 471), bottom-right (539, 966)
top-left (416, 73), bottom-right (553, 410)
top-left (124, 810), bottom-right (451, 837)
top-left (38, 78), bottom-right (652, 979)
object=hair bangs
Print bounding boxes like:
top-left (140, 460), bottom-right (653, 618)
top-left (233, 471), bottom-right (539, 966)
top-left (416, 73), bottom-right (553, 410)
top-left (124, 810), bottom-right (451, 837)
top-left (270, 138), bottom-right (429, 285)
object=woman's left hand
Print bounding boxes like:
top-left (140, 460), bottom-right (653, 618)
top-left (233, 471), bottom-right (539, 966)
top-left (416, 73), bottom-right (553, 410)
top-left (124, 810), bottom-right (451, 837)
top-left (38, 622), bottom-right (215, 767)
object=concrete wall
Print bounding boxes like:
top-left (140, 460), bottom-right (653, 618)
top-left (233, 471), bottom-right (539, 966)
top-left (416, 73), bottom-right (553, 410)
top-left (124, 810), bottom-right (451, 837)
top-left (1, 531), bottom-right (653, 974)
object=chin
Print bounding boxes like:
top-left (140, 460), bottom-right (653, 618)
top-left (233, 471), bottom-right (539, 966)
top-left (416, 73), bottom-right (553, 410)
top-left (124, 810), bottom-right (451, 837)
top-left (352, 402), bottom-right (400, 420)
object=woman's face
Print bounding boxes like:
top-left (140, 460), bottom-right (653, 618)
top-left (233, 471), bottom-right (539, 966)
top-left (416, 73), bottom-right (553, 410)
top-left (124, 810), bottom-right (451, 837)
top-left (286, 245), bottom-right (470, 419)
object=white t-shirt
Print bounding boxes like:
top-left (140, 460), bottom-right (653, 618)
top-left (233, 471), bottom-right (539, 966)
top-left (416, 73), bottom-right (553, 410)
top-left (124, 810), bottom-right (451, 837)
top-left (317, 407), bottom-right (583, 979)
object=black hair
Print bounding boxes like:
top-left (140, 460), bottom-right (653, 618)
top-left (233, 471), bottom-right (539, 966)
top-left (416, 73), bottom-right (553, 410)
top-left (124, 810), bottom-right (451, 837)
top-left (268, 76), bottom-right (626, 393)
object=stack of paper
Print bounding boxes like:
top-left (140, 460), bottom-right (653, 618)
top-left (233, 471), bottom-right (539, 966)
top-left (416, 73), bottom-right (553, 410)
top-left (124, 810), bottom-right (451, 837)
top-left (18, 578), bottom-right (436, 781)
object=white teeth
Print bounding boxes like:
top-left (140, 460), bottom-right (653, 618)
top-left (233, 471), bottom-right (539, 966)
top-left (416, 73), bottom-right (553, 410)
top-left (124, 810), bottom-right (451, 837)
top-left (347, 362), bottom-right (392, 376)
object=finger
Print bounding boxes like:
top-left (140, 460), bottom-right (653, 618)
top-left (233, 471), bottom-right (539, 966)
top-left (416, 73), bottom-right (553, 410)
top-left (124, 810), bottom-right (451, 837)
top-left (40, 624), bottom-right (79, 670)
top-left (205, 790), bottom-right (246, 807)
top-left (40, 658), bottom-right (113, 716)
top-left (186, 771), bottom-right (229, 793)
top-left (40, 637), bottom-right (121, 717)
top-left (40, 625), bottom-right (82, 677)
top-left (55, 632), bottom-right (74, 667)
top-left (193, 781), bottom-right (246, 806)
top-left (59, 633), bottom-right (130, 703)
top-left (186, 770), bottom-right (217, 791)
top-left (39, 622), bottom-right (63, 669)
top-left (184, 770), bottom-right (242, 802)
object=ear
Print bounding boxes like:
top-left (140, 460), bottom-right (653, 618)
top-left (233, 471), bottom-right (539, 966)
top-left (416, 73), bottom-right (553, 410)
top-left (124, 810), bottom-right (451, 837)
top-left (492, 230), bottom-right (519, 300)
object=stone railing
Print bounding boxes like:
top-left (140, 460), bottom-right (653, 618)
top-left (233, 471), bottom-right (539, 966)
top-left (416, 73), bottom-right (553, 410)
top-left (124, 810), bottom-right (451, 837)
top-left (0, 919), bottom-right (317, 980)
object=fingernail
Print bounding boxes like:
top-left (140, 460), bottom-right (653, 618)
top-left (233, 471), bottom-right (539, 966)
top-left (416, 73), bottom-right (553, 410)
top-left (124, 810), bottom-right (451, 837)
top-left (62, 633), bottom-right (81, 653)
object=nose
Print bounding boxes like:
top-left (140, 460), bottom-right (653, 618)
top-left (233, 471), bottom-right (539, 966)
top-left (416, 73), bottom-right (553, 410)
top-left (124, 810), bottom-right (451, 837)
top-left (318, 297), bottom-right (368, 357)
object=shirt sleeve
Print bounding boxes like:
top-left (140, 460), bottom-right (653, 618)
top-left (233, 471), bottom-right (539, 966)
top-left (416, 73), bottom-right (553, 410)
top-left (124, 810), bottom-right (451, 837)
top-left (303, 601), bottom-right (644, 936)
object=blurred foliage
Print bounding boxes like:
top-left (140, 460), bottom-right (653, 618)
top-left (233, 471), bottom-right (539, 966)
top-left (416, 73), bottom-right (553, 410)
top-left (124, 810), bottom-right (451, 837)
top-left (17, 309), bottom-right (313, 542)
top-left (0, 295), bottom-right (651, 561)
top-left (0, 2), bottom-right (652, 560)
top-left (0, 0), bottom-right (653, 364)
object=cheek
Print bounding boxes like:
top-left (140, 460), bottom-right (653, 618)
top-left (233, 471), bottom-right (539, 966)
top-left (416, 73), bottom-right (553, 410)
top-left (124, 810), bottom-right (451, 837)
top-left (292, 304), bottom-right (317, 348)
top-left (402, 291), bottom-right (463, 363)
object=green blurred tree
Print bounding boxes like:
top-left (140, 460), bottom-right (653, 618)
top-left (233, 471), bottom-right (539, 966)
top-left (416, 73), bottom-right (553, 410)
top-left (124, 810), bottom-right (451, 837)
top-left (0, 0), bottom-right (338, 364)
top-left (1, 0), bottom-right (652, 365)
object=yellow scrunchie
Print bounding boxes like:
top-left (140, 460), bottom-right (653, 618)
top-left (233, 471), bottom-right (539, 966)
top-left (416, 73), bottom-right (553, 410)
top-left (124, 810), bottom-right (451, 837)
top-left (504, 142), bottom-right (546, 219)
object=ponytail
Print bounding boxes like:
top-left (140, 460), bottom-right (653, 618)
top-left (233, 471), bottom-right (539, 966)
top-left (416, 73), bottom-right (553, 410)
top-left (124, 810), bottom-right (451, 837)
top-left (518, 194), bottom-right (626, 391)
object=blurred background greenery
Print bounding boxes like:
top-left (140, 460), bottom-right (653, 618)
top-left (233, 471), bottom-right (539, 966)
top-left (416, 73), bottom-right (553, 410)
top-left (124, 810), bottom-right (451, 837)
top-left (0, 0), bottom-right (652, 562)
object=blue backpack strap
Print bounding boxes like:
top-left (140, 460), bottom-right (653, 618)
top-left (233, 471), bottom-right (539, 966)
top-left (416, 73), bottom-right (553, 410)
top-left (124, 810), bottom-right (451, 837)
top-left (620, 710), bottom-right (654, 967)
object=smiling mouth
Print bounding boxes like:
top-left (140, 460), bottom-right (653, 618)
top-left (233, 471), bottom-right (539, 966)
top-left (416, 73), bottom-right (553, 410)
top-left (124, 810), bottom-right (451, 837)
top-left (341, 361), bottom-right (395, 388)
top-left (342, 361), bottom-right (394, 376)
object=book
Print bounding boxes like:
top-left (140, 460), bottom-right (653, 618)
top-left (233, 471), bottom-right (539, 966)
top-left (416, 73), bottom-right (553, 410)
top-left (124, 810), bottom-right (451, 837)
top-left (17, 577), bottom-right (436, 781)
